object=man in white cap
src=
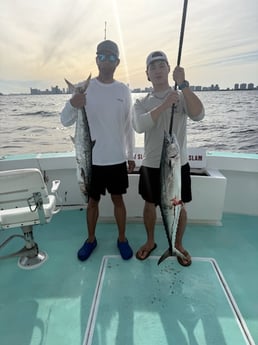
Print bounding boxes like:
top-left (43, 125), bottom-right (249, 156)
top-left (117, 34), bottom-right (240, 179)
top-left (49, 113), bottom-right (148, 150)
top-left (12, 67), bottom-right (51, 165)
top-left (61, 40), bottom-right (135, 261)
top-left (133, 50), bottom-right (205, 265)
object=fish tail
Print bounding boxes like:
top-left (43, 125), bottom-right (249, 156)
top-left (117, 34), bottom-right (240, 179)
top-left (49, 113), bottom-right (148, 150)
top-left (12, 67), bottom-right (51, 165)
top-left (157, 248), bottom-right (173, 265)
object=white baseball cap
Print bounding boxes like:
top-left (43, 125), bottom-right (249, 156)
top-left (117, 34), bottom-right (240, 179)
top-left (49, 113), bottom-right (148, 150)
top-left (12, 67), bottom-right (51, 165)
top-left (146, 51), bottom-right (169, 68)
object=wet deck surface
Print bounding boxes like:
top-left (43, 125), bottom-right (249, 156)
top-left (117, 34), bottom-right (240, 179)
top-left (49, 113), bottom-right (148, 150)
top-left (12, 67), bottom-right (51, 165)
top-left (0, 210), bottom-right (257, 344)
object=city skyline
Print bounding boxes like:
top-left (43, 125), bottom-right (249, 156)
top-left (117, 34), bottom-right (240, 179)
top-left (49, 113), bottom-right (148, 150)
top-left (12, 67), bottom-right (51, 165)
top-left (1, 0), bottom-right (258, 94)
top-left (1, 80), bottom-right (254, 96)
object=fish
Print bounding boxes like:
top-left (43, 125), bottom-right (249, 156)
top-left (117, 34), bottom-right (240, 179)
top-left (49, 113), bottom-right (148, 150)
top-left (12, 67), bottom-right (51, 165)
top-left (64, 74), bottom-right (95, 204)
top-left (158, 130), bottom-right (187, 265)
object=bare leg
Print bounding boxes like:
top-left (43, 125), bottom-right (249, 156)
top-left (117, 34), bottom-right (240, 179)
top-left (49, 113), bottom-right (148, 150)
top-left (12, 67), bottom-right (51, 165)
top-left (136, 201), bottom-right (157, 259)
top-left (175, 206), bottom-right (191, 265)
top-left (111, 194), bottom-right (126, 242)
top-left (77, 197), bottom-right (99, 260)
top-left (86, 197), bottom-right (99, 242)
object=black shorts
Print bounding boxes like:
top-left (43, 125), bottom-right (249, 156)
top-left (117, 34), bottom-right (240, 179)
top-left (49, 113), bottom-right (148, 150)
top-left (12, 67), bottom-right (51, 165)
top-left (139, 162), bottom-right (192, 205)
top-left (89, 162), bottom-right (129, 201)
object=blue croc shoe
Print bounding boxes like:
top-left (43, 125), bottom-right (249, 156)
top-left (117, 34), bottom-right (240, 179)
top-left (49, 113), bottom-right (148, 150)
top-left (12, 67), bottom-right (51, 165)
top-left (77, 238), bottom-right (97, 261)
top-left (117, 239), bottom-right (133, 260)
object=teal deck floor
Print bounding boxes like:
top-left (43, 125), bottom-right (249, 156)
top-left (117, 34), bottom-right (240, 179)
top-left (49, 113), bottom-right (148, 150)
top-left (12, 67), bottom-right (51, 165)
top-left (0, 210), bottom-right (257, 345)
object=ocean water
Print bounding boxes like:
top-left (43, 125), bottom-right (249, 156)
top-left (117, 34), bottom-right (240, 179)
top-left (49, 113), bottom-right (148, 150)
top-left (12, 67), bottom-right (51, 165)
top-left (0, 90), bottom-right (257, 156)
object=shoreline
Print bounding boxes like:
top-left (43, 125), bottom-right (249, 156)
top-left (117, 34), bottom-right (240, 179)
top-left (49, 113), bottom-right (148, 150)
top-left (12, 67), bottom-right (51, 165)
top-left (1, 89), bottom-right (258, 96)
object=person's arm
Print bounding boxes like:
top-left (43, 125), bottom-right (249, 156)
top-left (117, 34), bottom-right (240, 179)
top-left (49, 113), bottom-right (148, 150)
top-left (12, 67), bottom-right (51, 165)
top-left (173, 66), bottom-right (205, 120)
top-left (179, 87), bottom-right (204, 120)
top-left (133, 92), bottom-right (179, 133)
top-left (132, 98), bottom-right (154, 133)
top-left (124, 89), bottom-right (136, 172)
top-left (60, 93), bottom-right (86, 127)
top-left (150, 92), bottom-right (179, 122)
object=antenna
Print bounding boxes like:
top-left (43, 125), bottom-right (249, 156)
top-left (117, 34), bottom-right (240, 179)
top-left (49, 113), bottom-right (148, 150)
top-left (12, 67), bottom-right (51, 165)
top-left (104, 21), bottom-right (107, 40)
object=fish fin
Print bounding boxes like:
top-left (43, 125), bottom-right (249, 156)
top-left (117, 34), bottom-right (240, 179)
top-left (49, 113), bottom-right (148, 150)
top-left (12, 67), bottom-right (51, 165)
top-left (92, 139), bottom-right (96, 148)
top-left (64, 78), bottom-right (75, 92)
top-left (84, 74), bottom-right (91, 90)
top-left (173, 247), bottom-right (188, 261)
top-left (70, 135), bottom-right (75, 144)
top-left (75, 74), bottom-right (91, 93)
top-left (157, 248), bottom-right (173, 265)
top-left (64, 74), bottom-right (91, 94)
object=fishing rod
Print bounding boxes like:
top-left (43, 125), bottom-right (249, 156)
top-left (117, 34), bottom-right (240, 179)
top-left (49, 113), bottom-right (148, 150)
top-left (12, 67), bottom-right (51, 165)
top-left (169, 0), bottom-right (188, 135)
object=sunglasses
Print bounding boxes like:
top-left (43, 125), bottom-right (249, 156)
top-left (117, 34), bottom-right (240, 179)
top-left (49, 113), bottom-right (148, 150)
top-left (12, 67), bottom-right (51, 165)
top-left (97, 53), bottom-right (118, 63)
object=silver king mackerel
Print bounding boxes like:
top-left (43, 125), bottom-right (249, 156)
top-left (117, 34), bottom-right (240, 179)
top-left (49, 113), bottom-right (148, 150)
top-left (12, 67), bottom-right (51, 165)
top-left (64, 75), bottom-right (95, 204)
top-left (158, 131), bottom-right (187, 265)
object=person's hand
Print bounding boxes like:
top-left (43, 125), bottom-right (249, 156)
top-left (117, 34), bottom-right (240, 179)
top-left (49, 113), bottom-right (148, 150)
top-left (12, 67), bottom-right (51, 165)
top-left (70, 93), bottom-right (86, 108)
top-left (163, 90), bottom-right (179, 108)
top-left (173, 66), bottom-right (185, 86)
top-left (127, 160), bottom-right (136, 173)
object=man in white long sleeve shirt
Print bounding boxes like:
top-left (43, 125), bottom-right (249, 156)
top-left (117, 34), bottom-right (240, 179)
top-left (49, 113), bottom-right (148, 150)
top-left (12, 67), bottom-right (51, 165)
top-left (61, 40), bottom-right (135, 261)
top-left (133, 51), bottom-right (205, 265)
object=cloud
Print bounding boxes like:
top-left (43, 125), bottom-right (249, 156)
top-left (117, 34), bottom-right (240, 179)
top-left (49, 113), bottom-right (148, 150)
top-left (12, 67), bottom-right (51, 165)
top-left (0, 0), bottom-right (257, 92)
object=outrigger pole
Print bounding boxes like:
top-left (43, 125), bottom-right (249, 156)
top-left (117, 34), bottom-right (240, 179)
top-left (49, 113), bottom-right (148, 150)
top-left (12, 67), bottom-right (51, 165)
top-left (104, 21), bottom-right (107, 40)
top-left (169, 0), bottom-right (188, 135)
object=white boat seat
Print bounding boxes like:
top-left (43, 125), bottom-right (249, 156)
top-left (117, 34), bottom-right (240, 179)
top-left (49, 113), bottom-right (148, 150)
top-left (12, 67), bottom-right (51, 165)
top-left (0, 168), bottom-right (61, 268)
top-left (0, 168), bottom-right (61, 228)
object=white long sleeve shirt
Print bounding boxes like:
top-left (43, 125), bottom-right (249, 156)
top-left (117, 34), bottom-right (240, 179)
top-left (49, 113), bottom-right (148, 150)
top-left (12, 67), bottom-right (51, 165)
top-left (133, 91), bottom-right (204, 167)
top-left (61, 78), bottom-right (135, 166)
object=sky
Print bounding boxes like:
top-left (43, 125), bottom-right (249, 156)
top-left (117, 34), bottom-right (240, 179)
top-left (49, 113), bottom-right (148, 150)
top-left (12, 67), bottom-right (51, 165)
top-left (0, 0), bottom-right (258, 94)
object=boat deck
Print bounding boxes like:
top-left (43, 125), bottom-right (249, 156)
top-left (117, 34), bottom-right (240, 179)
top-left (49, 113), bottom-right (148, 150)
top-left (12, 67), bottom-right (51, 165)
top-left (0, 210), bottom-right (257, 345)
